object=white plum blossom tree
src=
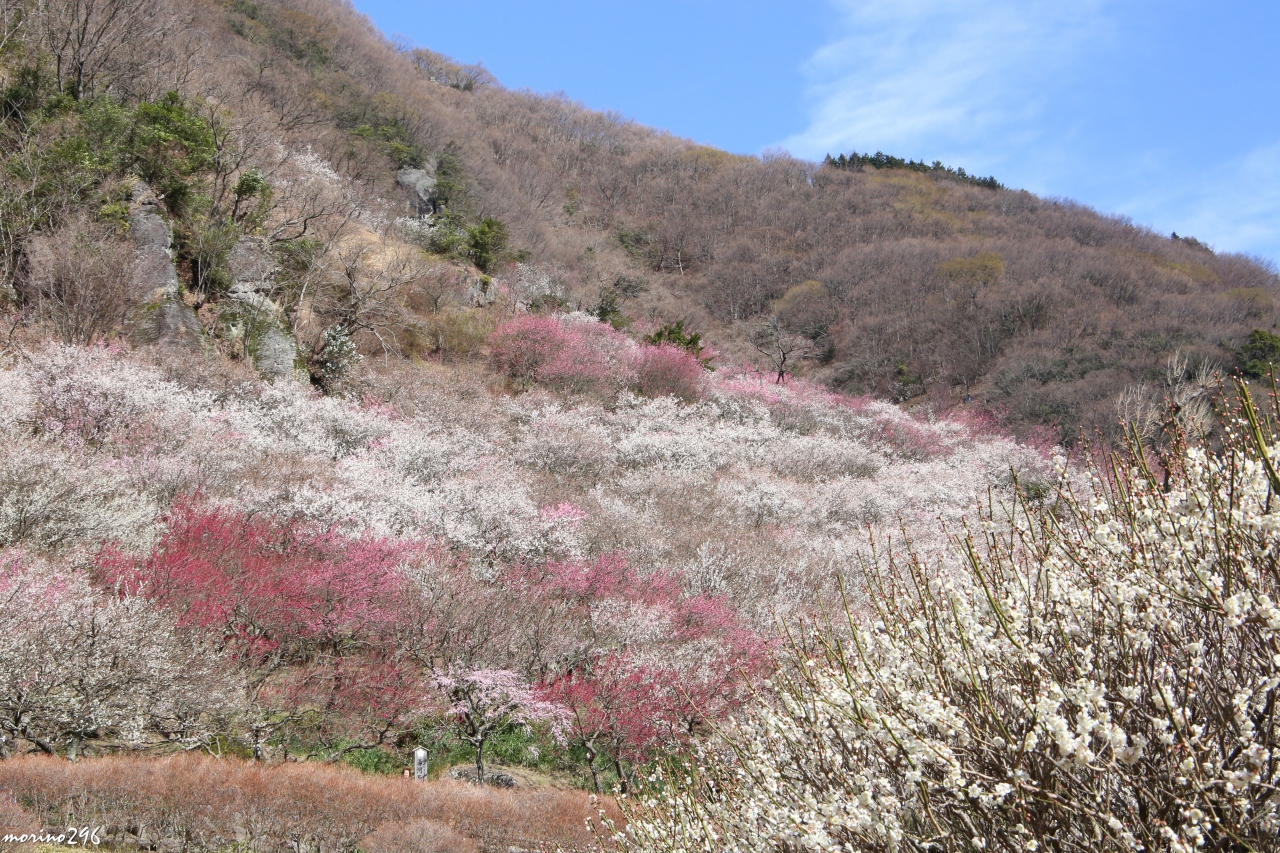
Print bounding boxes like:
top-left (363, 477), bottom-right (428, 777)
top-left (615, 383), bottom-right (1280, 853)
top-left (0, 553), bottom-right (240, 758)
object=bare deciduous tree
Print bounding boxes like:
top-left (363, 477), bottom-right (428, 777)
top-left (23, 217), bottom-right (134, 344)
top-left (409, 263), bottom-right (467, 314)
top-left (751, 316), bottom-right (808, 384)
top-left (33, 0), bottom-right (172, 98)
top-left (321, 240), bottom-right (432, 355)
top-left (1117, 350), bottom-right (1219, 448)
top-left (0, 0), bottom-right (26, 57)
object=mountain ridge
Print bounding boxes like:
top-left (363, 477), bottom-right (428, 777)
top-left (2, 0), bottom-right (1277, 443)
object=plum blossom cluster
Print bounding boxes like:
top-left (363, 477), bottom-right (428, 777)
top-left (432, 665), bottom-right (567, 782)
top-left (0, 551), bottom-right (238, 758)
top-left (0, 343), bottom-right (1044, 626)
top-left (2, 492), bottom-right (761, 776)
top-left (489, 312), bottom-right (711, 403)
top-left (0, 340), bottom-right (1045, 775)
top-left (616, 394), bottom-right (1280, 852)
top-left (489, 313), bottom-right (645, 399)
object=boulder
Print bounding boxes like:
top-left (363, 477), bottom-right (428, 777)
top-left (131, 248), bottom-right (181, 300)
top-left (127, 181), bottom-right (201, 350)
top-left (397, 167), bottom-right (439, 217)
top-left (252, 326), bottom-right (299, 381)
top-left (447, 766), bottom-right (518, 788)
top-left (230, 291), bottom-right (283, 318)
top-left (468, 276), bottom-right (496, 307)
top-left (134, 299), bottom-right (203, 351)
top-left (129, 210), bottom-right (172, 256)
top-left (227, 237), bottom-right (287, 322)
top-left (128, 182), bottom-right (172, 258)
top-left (228, 237), bottom-right (278, 292)
top-left (128, 184), bottom-right (179, 299)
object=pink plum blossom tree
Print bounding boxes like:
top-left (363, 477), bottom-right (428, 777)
top-left (431, 665), bottom-right (566, 784)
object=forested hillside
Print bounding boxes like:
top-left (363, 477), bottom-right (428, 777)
top-left (4, 3), bottom-right (1280, 851)
top-left (3, 0), bottom-right (1276, 442)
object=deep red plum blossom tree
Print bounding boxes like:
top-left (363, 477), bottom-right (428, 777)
top-left (508, 553), bottom-right (767, 788)
top-left (96, 500), bottom-right (426, 759)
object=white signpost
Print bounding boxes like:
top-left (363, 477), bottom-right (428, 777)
top-left (413, 746), bottom-right (429, 781)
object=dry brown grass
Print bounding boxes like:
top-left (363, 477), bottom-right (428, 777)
top-left (361, 818), bottom-right (478, 853)
top-left (417, 780), bottom-right (617, 853)
top-left (0, 755), bottom-right (617, 853)
top-left (0, 790), bottom-right (38, 853)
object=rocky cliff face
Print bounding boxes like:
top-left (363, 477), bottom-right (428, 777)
top-left (127, 183), bottom-right (202, 351)
top-left (397, 166), bottom-right (439, 217)
top-left (126, 185), bottom-right (299, 379)
top-left (227, 237), bottom-right (299, 381)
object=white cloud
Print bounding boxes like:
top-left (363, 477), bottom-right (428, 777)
top-left (1118, 141), bottom-right (1280, 263)
top-left (774, 0), bottom-right (1280, 266)
top-left (779, 0), bottom-right (1110, 170)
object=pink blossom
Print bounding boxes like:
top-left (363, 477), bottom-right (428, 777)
top-left (541, 502), bottom-right (588, 525)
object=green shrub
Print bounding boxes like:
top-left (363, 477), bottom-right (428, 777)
top-left (593, 286), bottom-right (627, 328)
top-left (644, 320), bottom-right (712, 367)
top-left (616, 227), bottom-right (651, 261)
top-left (466, 217), bottom-right (508, 273)
top-left (341, 747), bottom-right (403, 775)
top-left (433, 141), bottom-right (466, 210)
top-left (126, 92), bottom-right (217, 213)
top-left (1239, 329), bottom-right (1280, 378)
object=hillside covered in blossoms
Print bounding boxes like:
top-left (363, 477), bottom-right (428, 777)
top-left (2, 1), bottom-right (1279, 851)
top-left (0, 334), bottom-right (1046, 752)
top-left (0, 331), bottom-right (1053, 848)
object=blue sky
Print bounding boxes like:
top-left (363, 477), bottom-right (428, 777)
top-left (353, 0), bottom-right (1280, 265)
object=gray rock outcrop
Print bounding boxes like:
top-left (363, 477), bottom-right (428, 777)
top-left (229, 237), bottom-right (278, 293)
top-left (397, 166), bottom-right (439, 217)
top-left (226, 236), bottom-right (300, 381)
top-left (140, 300), bottom-right (205, 349)
top-left (129, 184), bottom-right (180, 297)
top-left (467, 276), bottom-right (496, 307)
top-left (227, 237), bottom-right (284, 319)
top-left (251, 326), bottom-right (299, 381)
top-left (128, 182), bottom-right (202, 350)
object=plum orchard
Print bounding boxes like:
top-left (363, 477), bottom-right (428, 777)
top-left (0, 336), bottom-right (1043, 779)
top-left (616, 384), bottom-right (1280, 852)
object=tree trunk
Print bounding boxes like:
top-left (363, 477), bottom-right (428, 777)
top-left (585, 743), bottom-right (600, 794)
top-left (613, 756), bottom-right (629, 794)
